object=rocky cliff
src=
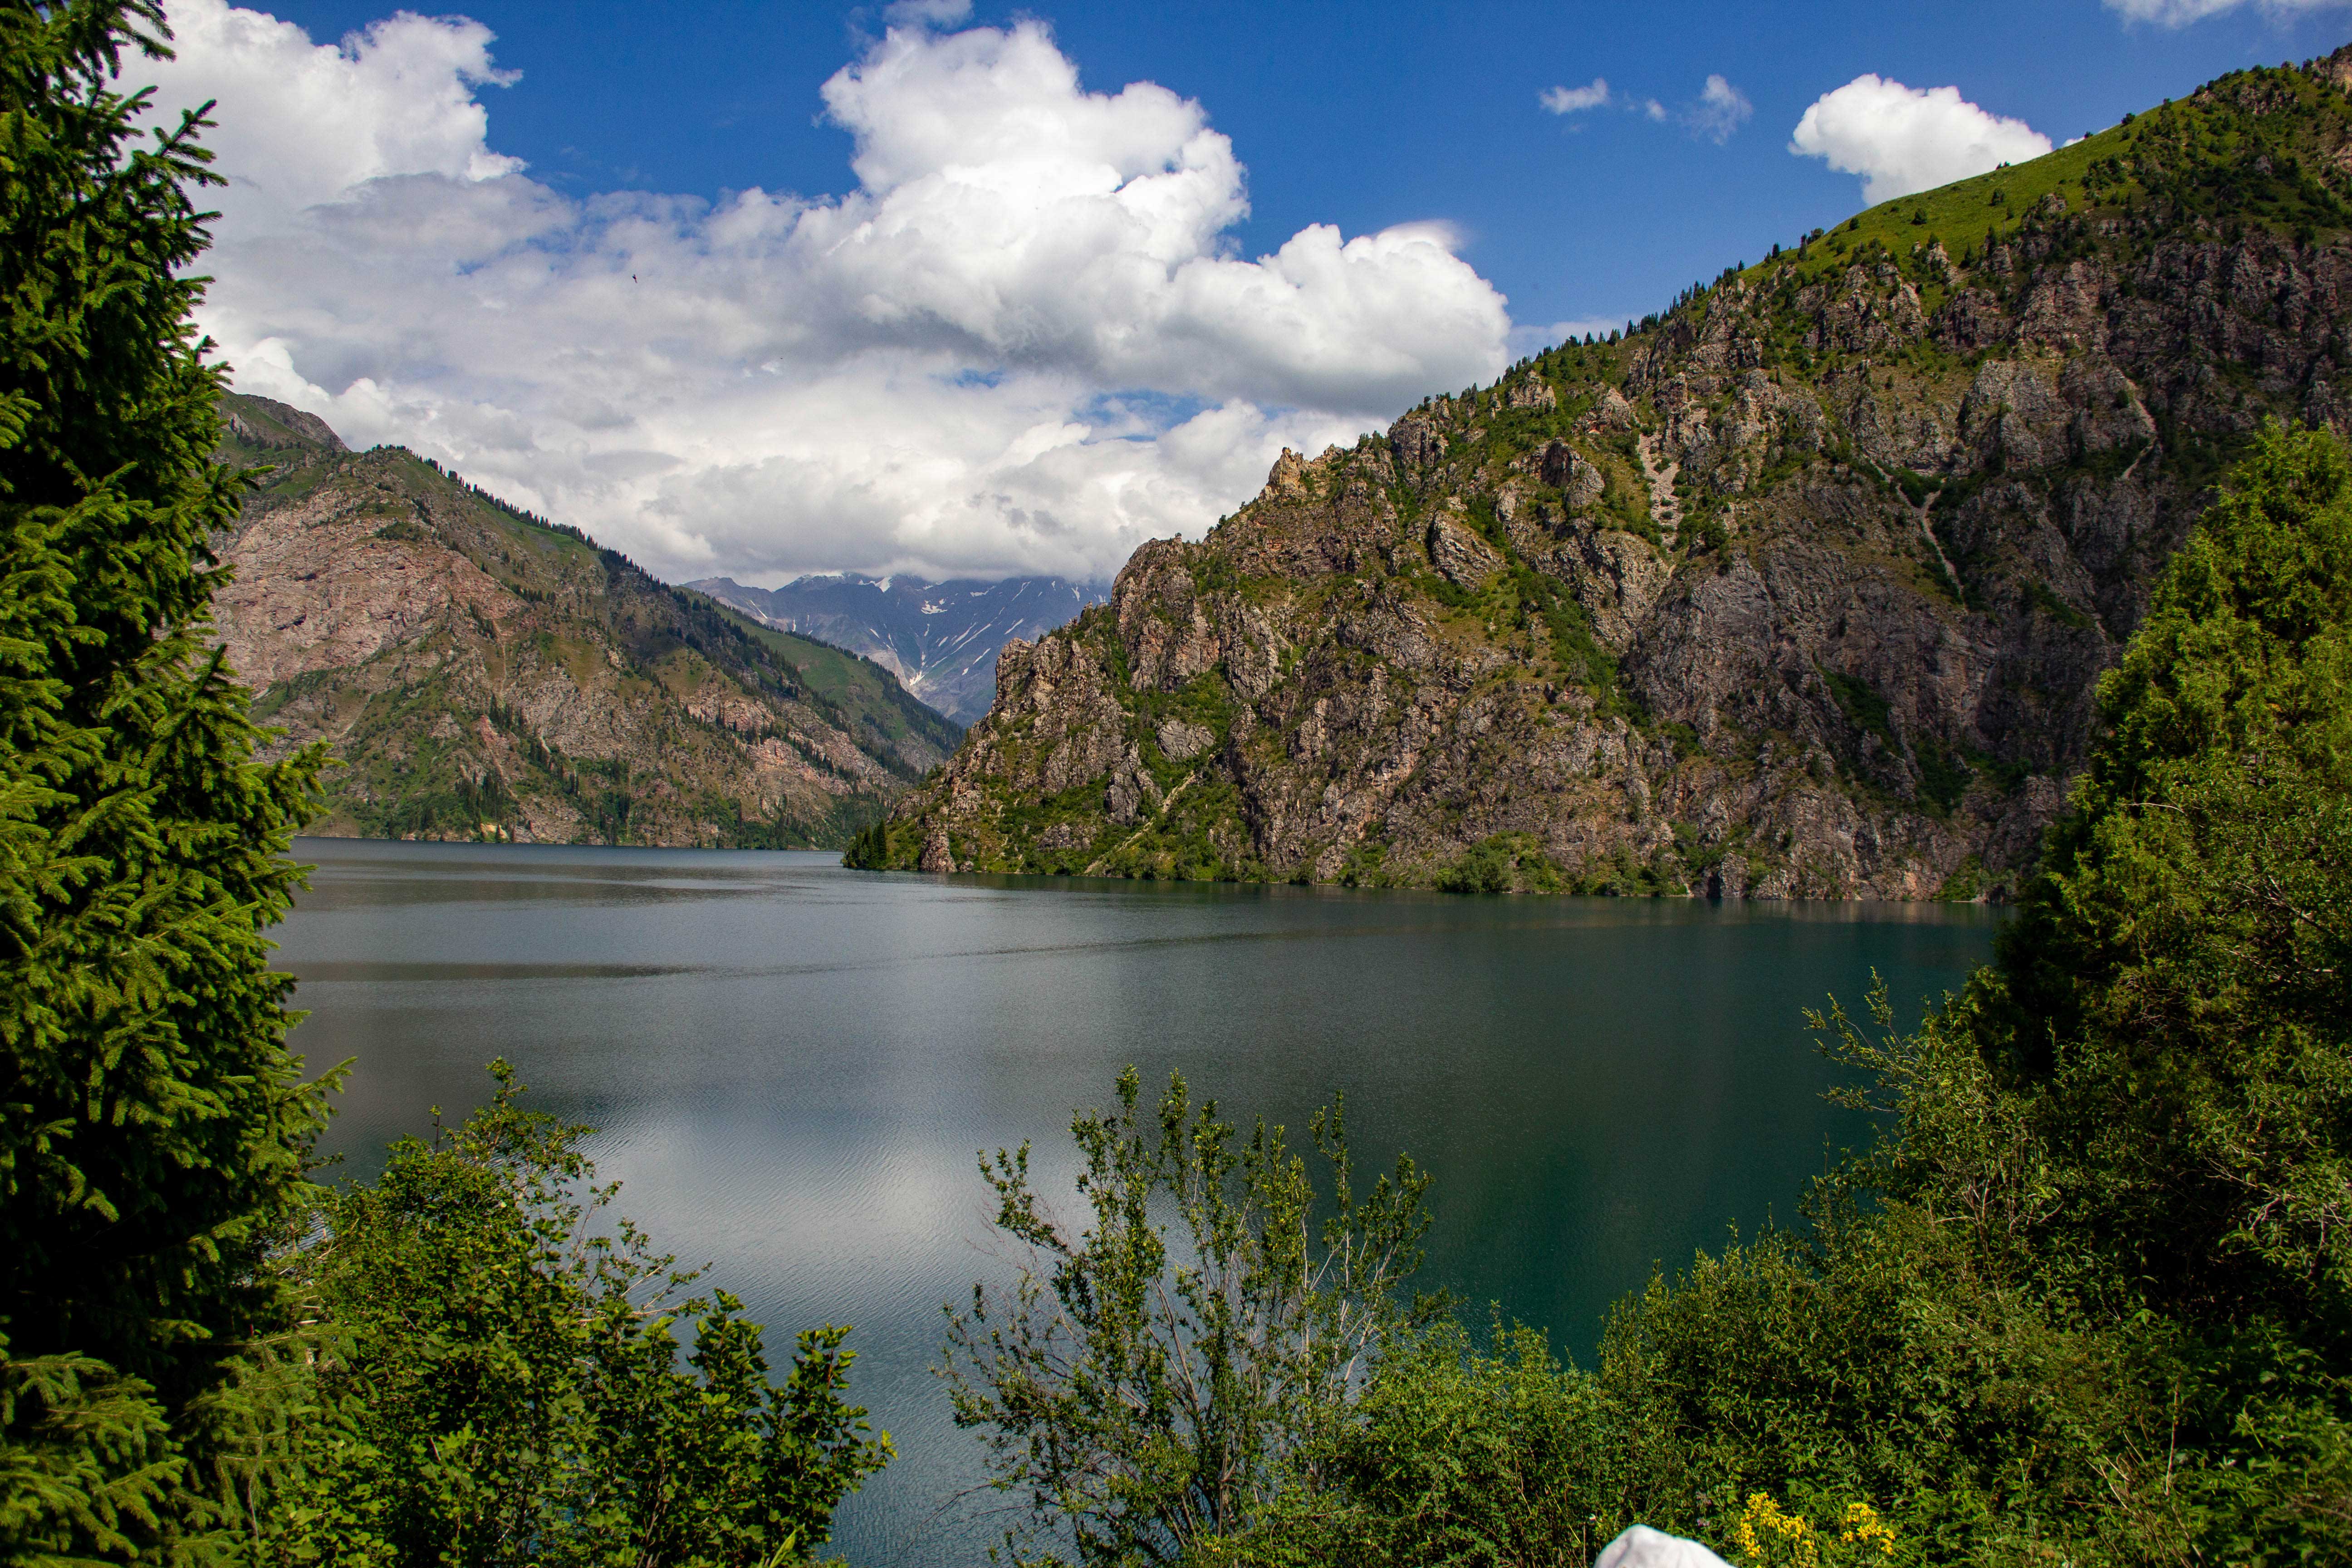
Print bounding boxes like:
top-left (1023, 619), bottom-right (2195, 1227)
top-left (211, 395), bottom-right (960, 846)
top-left (862, 52), bottom-right (2352, 897)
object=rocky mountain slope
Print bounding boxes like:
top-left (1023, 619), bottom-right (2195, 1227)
top-left (687, 573), bottom-right (1105, 724)
top-left (211, 395), bottom-right (961, 846)
top-left (859, 50), bottom-right (2352, 898)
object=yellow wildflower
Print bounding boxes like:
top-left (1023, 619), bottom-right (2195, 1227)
top-left (1838, 1501), bottom-right (1896, 1560)
top-left (1730, 1492), bottom-right (1820, 1568)
top-left (1728, 1493), bottom-right (1897, 1568)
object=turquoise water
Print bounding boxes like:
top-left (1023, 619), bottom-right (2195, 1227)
top-left (275, 839), bottom-right (2003, 1567)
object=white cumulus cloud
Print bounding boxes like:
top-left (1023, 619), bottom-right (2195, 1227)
top-left (2105, 0), bottom-right (2350, 23)
top-left (135, 2), bottom-right (1512, 585)
top-left (1789, 74), bottom-right (2053, 204)
top-left (1689, 74), bottom-right (1752, 143)
top-left (1541, 78), bottom-right (1610, 114)
top-left (157, 0), bottom-right (519, 226)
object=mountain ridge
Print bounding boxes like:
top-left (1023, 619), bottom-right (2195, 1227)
top-left (211, 394), bottom-right (961, 847)
top-left (688, 572), bottom-right (1106, 725)
top-left (858, 47), bottom-right (2352, 897)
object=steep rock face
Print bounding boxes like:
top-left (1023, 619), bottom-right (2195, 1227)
top-left (211, 395), bottom-right (959, 846)
top-left (867, 55), bottom-right (2352, 897)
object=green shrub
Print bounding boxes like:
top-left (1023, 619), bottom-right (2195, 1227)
top-left (270, 1066), bottom-right (891, 1566)
top-left (942, 1069), bottom-right (1435, 1567)
top-left (1435, 833), bottom-right (1568, 895)
top-left (1436, 838), bottom-right (1516, 894)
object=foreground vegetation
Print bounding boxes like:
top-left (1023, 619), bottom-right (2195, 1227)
top-left (0, 6), bottom-right (886, 1562)
top-left (944, 423), bottom-right (2351, 1564)
top-left (3, 2), bottom-right (2343, 1565)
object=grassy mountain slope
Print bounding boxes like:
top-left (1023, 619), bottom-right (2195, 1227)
top-left (211, 394), bottom-right (960, 847)
top-left (863, 48), bottom-right (2352, 896)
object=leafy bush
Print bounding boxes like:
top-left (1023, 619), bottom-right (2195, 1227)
top-left (1436, 838), bottom-right (1517, 894)
top-left (1436, 833), bottom-right (1569, 895)
top-left (268, 1065), bottom-right (892, 1566)
top-left (1240, 1320), bottom-right (1618, 1568)
top-left (941, 1069), bottom-right (1437, 1566)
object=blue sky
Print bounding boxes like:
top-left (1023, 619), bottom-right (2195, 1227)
top-left (154, 0), bottom-right (2352, 583)
top-left (246, 0), bottom-right (2351, 335)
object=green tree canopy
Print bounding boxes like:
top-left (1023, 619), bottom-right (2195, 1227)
top-left (269, 1066), bottom-right (892, 1568)
top-left (1564, 423), bottom-right (2352, 1564)
top-left (0, 0), bottom-right (328, 1555)
top-left (943, 1068), bottom-right (1438, 1567)
top-left (1977, 421), bottom-right (2352, 1324)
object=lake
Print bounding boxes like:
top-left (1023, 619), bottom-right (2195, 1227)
top-left (275, 838), bottom-right (2003, 1567)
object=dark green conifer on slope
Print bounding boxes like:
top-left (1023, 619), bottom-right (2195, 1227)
top-left (1616, 421), bottom-right (2352, 1562)
top-left (0, 0), bottom-right (328, 1554)
top-left (1976, 421), bottom-right (2352, 1323)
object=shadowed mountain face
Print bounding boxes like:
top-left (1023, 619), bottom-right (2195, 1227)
top-left (210, 394), bottom-right (960, 848)
top-left (687, 574), bottom-right (1107, 725)
top-left (865, 51), bottom-right (2352, 898)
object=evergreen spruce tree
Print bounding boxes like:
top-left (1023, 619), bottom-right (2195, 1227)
top-left (0, 1), bottom-right (327, 1554)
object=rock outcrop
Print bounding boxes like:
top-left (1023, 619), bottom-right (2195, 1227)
top-left (866, 54), bottom-right (2352, 897)
top-left (211, 395), bottom-right (959, 846)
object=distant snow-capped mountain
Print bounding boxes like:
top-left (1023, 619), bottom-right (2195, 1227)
top-left (686, 573), bottom-right (1108, 725)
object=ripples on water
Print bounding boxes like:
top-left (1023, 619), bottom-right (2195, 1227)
top-left (276, 839), bottom-right (2003, 1568)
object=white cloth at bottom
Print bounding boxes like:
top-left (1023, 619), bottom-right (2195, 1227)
top-left (1593, 1523), bottom-right (1736, 1568)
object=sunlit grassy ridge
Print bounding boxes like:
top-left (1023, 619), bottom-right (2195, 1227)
top-left (1744, 60), bottom-right (2352, 294)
